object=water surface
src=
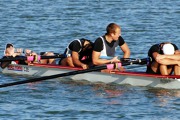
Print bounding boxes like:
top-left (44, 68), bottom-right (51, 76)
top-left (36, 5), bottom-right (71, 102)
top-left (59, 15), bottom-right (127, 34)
top-left (0, 0), bottom-right (180, 119)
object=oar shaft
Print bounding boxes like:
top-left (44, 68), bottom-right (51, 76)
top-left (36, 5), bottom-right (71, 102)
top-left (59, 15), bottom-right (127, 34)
top-left (0, 56), bottom-right (26, 62)
top-left (0, 54), bottom-right (66, 62)
top-left (100, 56), bottom-right (149, 63)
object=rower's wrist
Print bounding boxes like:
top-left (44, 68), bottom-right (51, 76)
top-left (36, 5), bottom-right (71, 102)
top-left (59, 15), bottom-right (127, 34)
top-left (81, 63), bottom-right (85, 67)
top-left (175, 60), bottom-right (179, 65)
top-left (109, 60), bottom-right (113, 63)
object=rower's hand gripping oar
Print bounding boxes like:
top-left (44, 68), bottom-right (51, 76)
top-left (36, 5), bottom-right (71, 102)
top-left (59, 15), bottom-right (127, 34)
top-left (0, 58), bottom-right (149, 88)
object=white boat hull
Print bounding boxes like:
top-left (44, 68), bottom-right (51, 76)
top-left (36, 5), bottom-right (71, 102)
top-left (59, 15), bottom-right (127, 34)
top-left (1, 64), bottom-right (180, 89)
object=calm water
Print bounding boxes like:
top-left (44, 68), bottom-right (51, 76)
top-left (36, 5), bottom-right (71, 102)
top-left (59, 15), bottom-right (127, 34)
top-left (0, 0), bottom-right (180, 119)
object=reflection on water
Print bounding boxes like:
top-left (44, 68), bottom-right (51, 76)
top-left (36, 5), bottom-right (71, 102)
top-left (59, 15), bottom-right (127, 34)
top-left (147, 89), bottom-right (180, 106)
top-left (92, 84), bottom-right (124, 98)
top-left (147, 89), bottom-right (180, 97)
top-left (60, 80), bottom-right (126, 104)
top-left (92, 84), bottom-right (126, 105)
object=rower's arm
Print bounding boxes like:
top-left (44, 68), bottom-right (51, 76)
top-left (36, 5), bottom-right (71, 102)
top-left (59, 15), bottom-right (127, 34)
top-left (175, 50), bottom-right (180, 54)
top-left (92, 51), bottom-right (111, 65)
top-left (71, 51), bottom-right (87, 68)
top-left (164, 55), bottom-right (180, 61)
top-left (120, 43), bottom-right (130, 58)
top-left (92, 51), bottom-right (120, 65)
top-left (153, 52), bottom-right (179, 65)
top-left (156, 50), bottom-right (180, 61)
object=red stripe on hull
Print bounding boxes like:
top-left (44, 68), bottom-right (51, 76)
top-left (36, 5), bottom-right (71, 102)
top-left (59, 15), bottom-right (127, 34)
top-left (34, 64), bottom-right (83, 70)
top-left (34, 64), bottom-right (180, 79)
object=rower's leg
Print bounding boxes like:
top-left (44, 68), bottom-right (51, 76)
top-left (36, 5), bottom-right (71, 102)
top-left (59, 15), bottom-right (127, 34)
top-left (40, 52), bottom-right (55, 64)
top-left (167, 66), bottom-right (174, 75)
top-left (46, 52), bottom-right (55, 64)
top-left (159, 65), bottom-right (171, 75)
top-left (66, 56), bottom-right (75, 67)
top-left (61, 57), bottom-right (74, 67)
top-left (150, 61), bottom-right (160, 74)
top-left (40, 59), bottom-right (48, 64)
top-left (174, 65), bottom-right (180, 75)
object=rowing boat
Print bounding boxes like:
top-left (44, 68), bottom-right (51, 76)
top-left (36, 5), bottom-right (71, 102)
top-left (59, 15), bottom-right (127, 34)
top-left (0, 63), bottom-right (180, 89)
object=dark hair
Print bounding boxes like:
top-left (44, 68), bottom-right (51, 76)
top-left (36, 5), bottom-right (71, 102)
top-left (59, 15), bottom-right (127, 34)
top-left (106, 23), bottom-right (119, 35)
top-left (6, 43), bottom-right (13, 48)
top-left (80, 38), bottom-right (93, 46)
top-left (80, 38), bottom-right (93, 52)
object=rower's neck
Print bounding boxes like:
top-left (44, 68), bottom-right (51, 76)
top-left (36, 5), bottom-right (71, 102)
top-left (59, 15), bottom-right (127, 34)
top-left (105, 35), bottom-right (113, 43)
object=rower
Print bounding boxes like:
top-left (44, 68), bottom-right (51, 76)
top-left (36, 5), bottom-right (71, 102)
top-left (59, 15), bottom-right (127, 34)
top-left (59, 38), bottom-right (94, 69)
top-left (1, 43), bottom-right (56, 68)
top-left (1, 43), bottom-right (38, 66)
top-left (92, 23), bottom-right (131, 73)
top-left (146, 42), bottom-right (180, 75)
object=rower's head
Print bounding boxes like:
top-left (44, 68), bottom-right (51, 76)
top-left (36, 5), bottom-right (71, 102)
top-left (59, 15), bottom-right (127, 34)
top-left (162, 43), bottom-right (175, 55)
top-left (81, 38), bottom-right (93, 52)
top-left (4, 43), bottom-right (15, 56)
top-left (106, 23), bottom-right (121, 41)
top-left (6, 43), bottom-right (14, 48)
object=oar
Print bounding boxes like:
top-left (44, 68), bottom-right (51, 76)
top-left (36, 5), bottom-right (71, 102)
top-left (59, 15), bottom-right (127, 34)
top-left (100, 56), bottom-right (147, 62)
top-left (0, 58), bottom-right (148, 88)
top-left (0, 54), bottom-right (66, 62)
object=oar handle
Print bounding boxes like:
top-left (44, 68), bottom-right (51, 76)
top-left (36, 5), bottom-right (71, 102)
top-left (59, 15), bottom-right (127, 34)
top-left (107, 63), bottom-right (121, 69)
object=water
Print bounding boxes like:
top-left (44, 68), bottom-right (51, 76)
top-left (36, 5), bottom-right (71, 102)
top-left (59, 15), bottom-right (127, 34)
top-left (0, 0), bottom-right (180, 119)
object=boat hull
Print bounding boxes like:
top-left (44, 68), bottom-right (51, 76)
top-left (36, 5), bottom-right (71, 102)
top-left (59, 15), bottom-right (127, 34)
top-left (1, 64), bottom-right (180, 89)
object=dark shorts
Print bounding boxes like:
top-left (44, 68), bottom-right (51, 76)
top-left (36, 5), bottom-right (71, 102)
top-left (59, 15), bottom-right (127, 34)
top-left (58, 57), bottom-right (63, 65)
top-left (146, 66), bottom-right (161, 74)
top-left (146, 66), bottom-right (174, 75)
